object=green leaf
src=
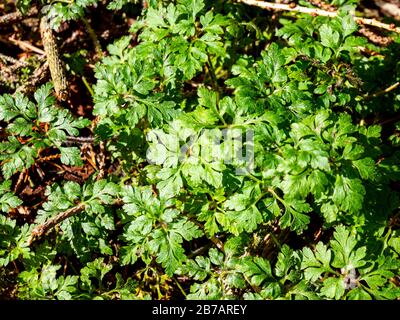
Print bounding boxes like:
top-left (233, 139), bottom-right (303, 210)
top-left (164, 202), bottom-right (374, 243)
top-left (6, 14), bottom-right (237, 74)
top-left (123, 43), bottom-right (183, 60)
top-left (339, 14), bottom-right (358, 38)
top-left (148, 228), bottom-right (186, 276)
top-left (275, 245), bottom-right (299, 281)
top-left (0, 181), bottom-right (22, 212)
top-left (301, 242), bottom-right (332, 282)
top-left (156, 168), bottom-right (184, 198)
top-left (35, 83), bottom-right (56, 122)
top-left (332, 176), bottom-right (365, 214)
top-left (280, 198), bottom-right (312, 234)
top-left (224, 205), bottom-right (263, 235)
top-left (178, 0), bottom-right (205, 22)
top-left (80, 258), bottom-right (113, 288)
top-left (320, 24), bottom-right (340, 49)
top-left (60, 147), bottom-right (83, 166)
top-left (179, 256), bottom-right (211, 281)
top-left (330, 225), bottom-right (366, 270)
top-left (238, 256), bottom-right (274, 287)
top-left (352, 158), bottom-right (375, 180)
top-left (321, 277), bottom-right (345, 299)
top-left (263, 43), bottom-right (287, 83)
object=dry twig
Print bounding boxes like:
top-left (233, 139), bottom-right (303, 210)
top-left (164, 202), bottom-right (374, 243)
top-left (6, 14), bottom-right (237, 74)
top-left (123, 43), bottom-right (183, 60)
top-left (0, 7), bottom-right (38, 26)
top-left (0, 53), bottom-right (29, 67)
top-left (7, 37), bottom-right (45, 55)
top-left (96, 141), bottom-right (106, 180)
top-left (358, 27), bottom-right (393, 46)
top-left (375, 0), bottom-right (400, 20)
top-left (65, 136), bottom-right (95, 144)
top-left (237, 0), bottom-right (400, 33)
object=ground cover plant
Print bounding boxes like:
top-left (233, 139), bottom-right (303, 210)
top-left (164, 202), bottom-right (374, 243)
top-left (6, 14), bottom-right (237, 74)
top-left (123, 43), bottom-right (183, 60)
top-left (0, 0), bottom-right (400, 300)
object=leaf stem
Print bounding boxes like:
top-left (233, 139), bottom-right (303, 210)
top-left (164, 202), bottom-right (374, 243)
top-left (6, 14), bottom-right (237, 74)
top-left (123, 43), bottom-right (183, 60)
top-left (269, 231), bottom-right (281, 250)
top-left (173, 277), bottom-right (187, 297)
top-left (267, 187), bottom-right (286, 206)
top-left (206, 56), bottom-right (219, 92)
top-left (380, 227), bottom-right (392, 255)
top-left (245, 169), bottom-right (263, 184)
top-left (365, 82), bottom-right (400, 100)
top-left (81, 17), bottom-right (103, 59)
top-left (82, 76), bottom-right (94, 96)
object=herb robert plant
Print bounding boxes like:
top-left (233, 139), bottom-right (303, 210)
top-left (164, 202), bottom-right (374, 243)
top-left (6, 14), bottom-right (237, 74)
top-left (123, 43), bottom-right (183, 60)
top-left (1, 0), bottom-right (400, 300)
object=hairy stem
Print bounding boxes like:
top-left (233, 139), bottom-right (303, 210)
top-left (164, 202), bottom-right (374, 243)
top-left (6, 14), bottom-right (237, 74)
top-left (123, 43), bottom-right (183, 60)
top-left (40, 16), bottom-right (68, 100)
top-left (81, 17), bottom-right (103, 59)
top-left (27, 203), bottom-right (85, 246)
top-left (27, 198), bottom-right (123, 245)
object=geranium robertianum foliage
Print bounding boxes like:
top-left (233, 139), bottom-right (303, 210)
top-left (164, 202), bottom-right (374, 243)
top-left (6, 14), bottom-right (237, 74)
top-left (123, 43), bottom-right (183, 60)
top-left (1, 0), bottom-right (400, 299)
